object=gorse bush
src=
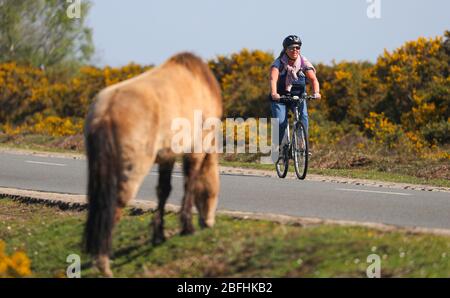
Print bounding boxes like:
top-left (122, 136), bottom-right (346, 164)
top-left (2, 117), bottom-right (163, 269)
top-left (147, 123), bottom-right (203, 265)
top-left (420, 120), bottom-right (450, 145)
top-left (364, 112), bottom-right (402, 149)
top-left (0, 32), bottom-right (449, 157)
top-left (0, 62), bottom-right (152, 136)
top-left (0, 240), bottom-right (32, 277)
top-left (209, 49), bottom-right (273, 118)
top-left (0, 62), bottom-right (49, 124)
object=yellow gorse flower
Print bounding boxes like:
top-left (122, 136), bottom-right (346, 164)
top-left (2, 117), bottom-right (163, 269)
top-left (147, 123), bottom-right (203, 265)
top-left (0, 240), bottom-right (32, 278)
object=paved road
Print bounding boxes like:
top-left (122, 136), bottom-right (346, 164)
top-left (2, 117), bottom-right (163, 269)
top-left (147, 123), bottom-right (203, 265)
top-left (0, 152), bottom-right (449, 230)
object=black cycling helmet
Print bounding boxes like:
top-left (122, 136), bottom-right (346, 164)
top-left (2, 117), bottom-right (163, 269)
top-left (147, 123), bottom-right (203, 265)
top-left (283, 35), bottom-right (302, 49)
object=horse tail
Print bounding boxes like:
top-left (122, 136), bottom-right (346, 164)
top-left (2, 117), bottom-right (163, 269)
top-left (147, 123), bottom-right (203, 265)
top-left (83, 118), bottom-right (119, 258)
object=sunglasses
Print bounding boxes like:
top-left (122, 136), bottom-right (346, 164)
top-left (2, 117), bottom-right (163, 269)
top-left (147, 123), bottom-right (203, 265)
top-left (287, 46), bottom-right (300, 51)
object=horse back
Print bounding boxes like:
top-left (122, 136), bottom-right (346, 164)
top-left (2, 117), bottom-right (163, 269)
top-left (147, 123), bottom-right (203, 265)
top-left (86, 52), bottom-right (222, 155)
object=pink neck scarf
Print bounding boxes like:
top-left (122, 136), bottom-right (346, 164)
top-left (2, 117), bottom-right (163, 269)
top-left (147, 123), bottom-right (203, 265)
top-left (280, 54), bottom-right (302, 92)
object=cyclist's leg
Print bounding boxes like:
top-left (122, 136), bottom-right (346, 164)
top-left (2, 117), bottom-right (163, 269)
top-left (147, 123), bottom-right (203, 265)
top-left (271, 101), bottom-right (288, 146)
top-left (298, 100), bottom-right (309, 138)
top-left (296, 101), bottom-right (311, 156)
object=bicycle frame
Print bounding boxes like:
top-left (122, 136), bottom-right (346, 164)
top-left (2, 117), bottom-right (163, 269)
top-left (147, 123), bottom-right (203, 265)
top-left (282, 106), bottom-right (300, 158)
top-left (275, 93), bottom-right (314, 179)
top-left (279, 94), bottom-right (311, 155)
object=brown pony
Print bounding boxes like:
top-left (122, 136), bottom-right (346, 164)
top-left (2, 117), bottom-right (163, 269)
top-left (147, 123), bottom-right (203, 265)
top-left (83, 52), bottom-right (222, 277)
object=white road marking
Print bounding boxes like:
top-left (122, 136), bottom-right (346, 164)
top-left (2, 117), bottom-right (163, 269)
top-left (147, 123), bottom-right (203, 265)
top-left (25, 160), bottom-right (67, 167)
top-left (336, 188), bottom-right (412, 196)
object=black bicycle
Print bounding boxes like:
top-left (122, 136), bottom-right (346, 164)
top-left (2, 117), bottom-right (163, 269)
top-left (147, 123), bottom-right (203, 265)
top-left (275, 93), bottom-right (315, 180)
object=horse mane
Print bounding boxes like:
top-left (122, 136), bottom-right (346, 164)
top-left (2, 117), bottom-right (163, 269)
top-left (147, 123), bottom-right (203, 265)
top-left (166, 52), bottom-right (221, 100)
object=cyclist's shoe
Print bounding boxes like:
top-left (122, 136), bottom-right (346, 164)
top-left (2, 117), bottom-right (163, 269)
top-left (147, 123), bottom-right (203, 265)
top-left (282, 144), bottom-right (289, 157)
top-left (276, 146), bottom-right (282, 159)
top-left (278, 144), bottom-right (289, 159)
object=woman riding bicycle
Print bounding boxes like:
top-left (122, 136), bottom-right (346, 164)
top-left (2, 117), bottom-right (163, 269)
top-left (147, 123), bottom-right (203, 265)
top-left (270, 35), bottom-right (321, 149)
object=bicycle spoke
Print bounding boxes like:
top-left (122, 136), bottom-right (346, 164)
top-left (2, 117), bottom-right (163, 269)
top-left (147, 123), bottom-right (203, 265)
top-left (293, 123), bottom-right (308, 180)
top-left (275, 145), bottom-right (289, 178)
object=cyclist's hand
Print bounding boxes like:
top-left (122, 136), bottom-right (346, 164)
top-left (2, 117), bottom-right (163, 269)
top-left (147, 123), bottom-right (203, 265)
top-left (271, 93), bottom-right (281, 101)
top-left (313, 92), bottom-right (321, 100)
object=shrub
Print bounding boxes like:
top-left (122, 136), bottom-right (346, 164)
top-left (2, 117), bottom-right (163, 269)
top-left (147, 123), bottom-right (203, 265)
top-left (420, 120), bottom-right (450, 145)
top-left (0, 240), bottom-right (32, 277)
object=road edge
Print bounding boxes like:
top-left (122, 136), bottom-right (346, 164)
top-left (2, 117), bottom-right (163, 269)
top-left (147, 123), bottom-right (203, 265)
top-left (1, 187), bottom-right (450, 237)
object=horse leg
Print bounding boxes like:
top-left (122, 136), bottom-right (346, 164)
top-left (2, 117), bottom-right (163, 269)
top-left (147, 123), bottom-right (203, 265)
top-left (94, 145), bottom-right (155, 277)
top-left (152, 158), bottom-right (175, 245)
top-left (84, 122), bottom-right (120, 278)
top-left (180, 153), bottom-right (205, 235)
top-left (194, 153), bottom-right (220, 229)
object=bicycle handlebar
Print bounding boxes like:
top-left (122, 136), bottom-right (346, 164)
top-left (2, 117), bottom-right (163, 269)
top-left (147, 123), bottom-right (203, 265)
top-left (278, 93), bottom-right (315, 104)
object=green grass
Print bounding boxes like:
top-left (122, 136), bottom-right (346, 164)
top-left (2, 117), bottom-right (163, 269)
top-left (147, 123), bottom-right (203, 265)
top-left (308, 168), bottom-right (450, 188)
top-left (219, 160), bottom-right (450, 188)
top-left (0, 134), bottom-right (82, 154)
top-left (1, 198), bottom-right (450, 278)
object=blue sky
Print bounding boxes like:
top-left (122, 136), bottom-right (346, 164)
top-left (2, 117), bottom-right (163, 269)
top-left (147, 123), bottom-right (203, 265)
top-left (87, 0), bottom-right (450, 66)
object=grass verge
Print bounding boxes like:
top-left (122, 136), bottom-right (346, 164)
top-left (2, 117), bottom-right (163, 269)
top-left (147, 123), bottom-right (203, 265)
top-left (219, 160), bottom-right (450, 188)
top-left (1, 198), bottom-right (449, 277)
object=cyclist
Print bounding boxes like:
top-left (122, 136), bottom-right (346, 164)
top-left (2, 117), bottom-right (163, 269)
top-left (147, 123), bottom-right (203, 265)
top-left (269, 35), bottom-right (321, 151)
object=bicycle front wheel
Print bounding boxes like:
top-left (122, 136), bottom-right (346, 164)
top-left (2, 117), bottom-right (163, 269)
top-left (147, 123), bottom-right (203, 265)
top-left (275, 147), bottom-right (289, 178)
top-left (292, 122), bottom-right (308, 180)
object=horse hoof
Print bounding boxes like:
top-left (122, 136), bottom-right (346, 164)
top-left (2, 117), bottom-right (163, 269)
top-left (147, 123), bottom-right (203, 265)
top-left (152, 235), bottom-right (166, 246)
top-left (180, 226), bottom-right (195, 236)
top-left (199, 218), bottom-right (207, 229)
top-left (199, 217), bottom-right (215, 229)
top-left (102, 268), bottom-right (114, 278)
top-left (96, 255), bottom-right (113, 278)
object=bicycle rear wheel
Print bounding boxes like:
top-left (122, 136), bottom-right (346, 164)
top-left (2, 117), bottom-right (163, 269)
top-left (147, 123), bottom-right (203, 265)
top-left (275, 146), bottom-right (289, 178)
top-left (293, 122), bottom-right (308, 180)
